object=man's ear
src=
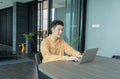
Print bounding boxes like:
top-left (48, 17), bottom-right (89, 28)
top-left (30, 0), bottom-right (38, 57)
top-left (51, 27), bottom-right (54, 33)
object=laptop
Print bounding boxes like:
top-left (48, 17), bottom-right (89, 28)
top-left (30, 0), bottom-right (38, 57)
top-left (78, 48), bottom-right (98, 64)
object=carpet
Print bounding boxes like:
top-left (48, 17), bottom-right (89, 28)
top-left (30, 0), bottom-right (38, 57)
top-left (0, 56), bottom-right (33, 66)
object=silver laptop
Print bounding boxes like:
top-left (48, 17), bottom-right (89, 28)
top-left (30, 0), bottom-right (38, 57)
top-left (79, 48), bottom-right (98, 64)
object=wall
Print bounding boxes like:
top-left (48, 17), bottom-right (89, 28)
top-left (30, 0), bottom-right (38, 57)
top-left (0, 7), bottom-right (13, 46)
top-left (86, 0), bottom-right (120, 57)
top-left (27, 1), bottom-right (38, 53)
top-left (12, 1), bottom-right (37, 52)
top-left (54, 7), bottom-right (65, 22)
top-left (13, 2), bottom-right (28, 52)
top-left (0, 1), bottom-right (37, 52)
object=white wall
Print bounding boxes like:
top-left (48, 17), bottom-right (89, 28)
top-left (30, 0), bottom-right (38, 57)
top-left (86, 0), bottom-right (120, 57)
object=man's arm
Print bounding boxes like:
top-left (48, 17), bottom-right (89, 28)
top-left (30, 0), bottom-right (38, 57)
top-left (63, 40), bottom-right (82, 57)
top-left (40, 40), bottom-right (69, 63)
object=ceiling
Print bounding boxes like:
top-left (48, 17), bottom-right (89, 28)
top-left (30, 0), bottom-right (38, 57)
top-left (0, 0), bottom-right (68, 10)
top-left (0, 0), bottom-right (34, 9)
top-left (53, 0), bottom-right (65, 8)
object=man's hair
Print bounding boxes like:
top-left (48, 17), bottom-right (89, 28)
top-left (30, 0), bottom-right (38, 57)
top-left (51, 20), bottom-right (64, 28)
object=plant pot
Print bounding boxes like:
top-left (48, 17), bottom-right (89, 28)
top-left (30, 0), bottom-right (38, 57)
top-left (26, 40), bottom-right (31, 54)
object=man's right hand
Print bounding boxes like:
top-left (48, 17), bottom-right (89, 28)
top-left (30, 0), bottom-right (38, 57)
top-left (67, 56), bottom-right (79, 62)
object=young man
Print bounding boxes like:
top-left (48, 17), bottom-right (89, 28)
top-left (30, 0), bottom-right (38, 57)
top-left (40, 20), bottom-right (82, 63)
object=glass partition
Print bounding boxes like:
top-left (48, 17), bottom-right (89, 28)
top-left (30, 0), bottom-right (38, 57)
top-left (52, 0), bottom-right (81, 50)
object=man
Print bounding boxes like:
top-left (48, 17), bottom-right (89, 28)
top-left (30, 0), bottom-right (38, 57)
top-left (40, 20), bottom-right (82, 63)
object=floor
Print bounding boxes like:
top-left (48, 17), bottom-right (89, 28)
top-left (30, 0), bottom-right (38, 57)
top-left (0, 61), bottom-right (38, 79)
top-left (0, 44), bottom-right (39, 79)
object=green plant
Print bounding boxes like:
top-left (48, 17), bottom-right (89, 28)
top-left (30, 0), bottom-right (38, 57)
top-left (23, 32), bottom-right (34, 40)
top-left (70, 37), bottom-right (80, 45)
top-left (37, 30), bottom-right (48, 38)
top-left (69, 36), bottom-right (81, 50)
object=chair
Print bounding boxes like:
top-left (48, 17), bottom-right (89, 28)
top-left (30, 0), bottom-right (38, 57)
top-left (112, 55), bottom-right (120, 60)
top-left (34, 52), bottom-right (43, 79)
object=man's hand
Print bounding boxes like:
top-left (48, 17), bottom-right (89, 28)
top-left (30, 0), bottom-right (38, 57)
top-left (67, 56), bottom-right (79, 62)
top-left (77, 54), bottom-right (82, 59)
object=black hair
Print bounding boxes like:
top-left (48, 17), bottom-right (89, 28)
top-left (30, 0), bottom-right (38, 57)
top-left (51, 20), bottom-right (64, 28)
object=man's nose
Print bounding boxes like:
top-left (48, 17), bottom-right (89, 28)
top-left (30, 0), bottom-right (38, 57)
top-left (60, 30), bottom-right (63, 34)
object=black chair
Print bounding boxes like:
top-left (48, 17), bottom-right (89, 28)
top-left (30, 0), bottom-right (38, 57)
top-left (34, 52), bottom-right (43, 65)
top-left (34, 52), bottom-right (43, 79)
top-left (112, 55), bottom-right (120, 60)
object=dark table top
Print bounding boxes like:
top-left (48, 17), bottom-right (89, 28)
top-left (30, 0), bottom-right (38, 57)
top-left (39, 56), bottom-right (120, 79)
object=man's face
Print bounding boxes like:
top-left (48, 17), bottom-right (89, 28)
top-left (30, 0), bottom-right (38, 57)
top-left (52, 25), bottom-right (64, 38)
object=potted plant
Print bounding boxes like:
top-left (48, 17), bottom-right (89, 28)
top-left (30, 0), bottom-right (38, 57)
top-left (23, 32), bottom-right (34, 40)
top-left (23, 32), bottom-right (34, 54)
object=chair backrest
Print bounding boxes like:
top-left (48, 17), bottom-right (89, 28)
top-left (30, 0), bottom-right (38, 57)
top-left (34, 52), bottom-right (43, 79)
top-left (112, 55), bottom-right (120, 60)
top-left (34, 52), bottom-right (43, 65)
top-left (38, 52), bottom-right (43, 64)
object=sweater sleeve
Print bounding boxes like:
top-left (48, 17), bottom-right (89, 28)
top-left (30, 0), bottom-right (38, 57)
top-left (63, 40), bottom-right (81, 57)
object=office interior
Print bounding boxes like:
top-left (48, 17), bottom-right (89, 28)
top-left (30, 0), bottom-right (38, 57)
top-left (0, 0), bottom-right (120, 79)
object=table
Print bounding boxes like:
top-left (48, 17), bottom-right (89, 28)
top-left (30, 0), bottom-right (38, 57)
top-left (38, 56), bottom-right (120, 79)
